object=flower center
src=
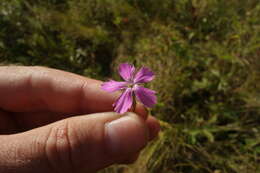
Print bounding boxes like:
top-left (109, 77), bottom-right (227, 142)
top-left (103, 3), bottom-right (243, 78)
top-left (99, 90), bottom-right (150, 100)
top-left (127, 82), bottom-right (135, 88)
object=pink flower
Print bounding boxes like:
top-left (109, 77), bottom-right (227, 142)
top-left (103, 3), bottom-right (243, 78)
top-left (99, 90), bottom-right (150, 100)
top-left (101, 63), bottom-right (157, 114)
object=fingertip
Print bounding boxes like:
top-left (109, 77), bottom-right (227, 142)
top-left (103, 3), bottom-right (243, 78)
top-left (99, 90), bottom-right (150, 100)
top-left (105, 112), bottom-right (149, 156)
top-left (146, 116), bottom-right (160, 141)
top-left (133, 104), bottom-right (148, 120)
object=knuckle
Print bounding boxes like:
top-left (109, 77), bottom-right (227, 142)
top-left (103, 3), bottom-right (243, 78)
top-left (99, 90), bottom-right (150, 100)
top-left (45, 120), bottom-right (77, 172)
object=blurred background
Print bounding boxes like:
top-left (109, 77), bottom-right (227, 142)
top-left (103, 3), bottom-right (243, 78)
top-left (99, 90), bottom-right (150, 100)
top-left (0, 0), bottom-right (260, 172)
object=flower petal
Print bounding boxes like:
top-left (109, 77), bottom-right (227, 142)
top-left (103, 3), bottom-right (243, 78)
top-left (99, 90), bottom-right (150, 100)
top-left (133, 67), bottom-right (155, 83)
top-left (134, 85), bottom-right (157, 108)
top-left (113, 88), bottom-right (133, 114)
top-left (118, 63), bottom-right (135, 81)
top-left (101, 80), bottom-right (127, 93)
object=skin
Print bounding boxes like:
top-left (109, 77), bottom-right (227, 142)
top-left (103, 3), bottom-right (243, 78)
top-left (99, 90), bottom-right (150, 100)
top-left (0, 66), bottom-right (160, 173)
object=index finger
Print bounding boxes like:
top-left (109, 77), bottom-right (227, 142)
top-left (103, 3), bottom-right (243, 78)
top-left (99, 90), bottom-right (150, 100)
top-left (0, 66), bottom-right (147, 117)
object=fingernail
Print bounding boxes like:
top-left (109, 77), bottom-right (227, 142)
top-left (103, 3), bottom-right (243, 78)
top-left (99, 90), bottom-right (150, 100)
top-left (105, 113), bottom-right (148, 156)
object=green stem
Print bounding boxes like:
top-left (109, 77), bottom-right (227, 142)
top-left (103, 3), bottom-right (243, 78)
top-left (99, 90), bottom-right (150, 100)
top-left (132, 94), bottom-right (136, 112)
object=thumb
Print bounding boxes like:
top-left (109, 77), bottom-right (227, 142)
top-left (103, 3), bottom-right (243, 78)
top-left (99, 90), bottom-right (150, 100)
top-left (0, 112), bottom-right (149, 173)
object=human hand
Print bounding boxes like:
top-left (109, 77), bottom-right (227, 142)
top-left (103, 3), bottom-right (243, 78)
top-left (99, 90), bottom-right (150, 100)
top-left (0, 66), bottom-right (160, 173)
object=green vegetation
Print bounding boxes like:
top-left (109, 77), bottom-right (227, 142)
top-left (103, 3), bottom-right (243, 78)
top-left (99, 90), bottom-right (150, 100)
top-left (1, 0), bottom-right (260, 172)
